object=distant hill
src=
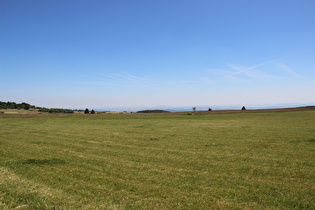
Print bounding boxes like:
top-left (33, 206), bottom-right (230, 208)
top-left (136, 110), bottom-right (170, 113)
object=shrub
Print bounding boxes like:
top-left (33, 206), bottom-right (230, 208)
top-left (84, 108), bottom-right (89, 114)
top-left (242, 106), bottom-right (246, 110)
top-left (91, 109), bottom-right (95, 114)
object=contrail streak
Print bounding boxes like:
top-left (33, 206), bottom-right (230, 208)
top-left (228, 60), bottom-right (276, 77)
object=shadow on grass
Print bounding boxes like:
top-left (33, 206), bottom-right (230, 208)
top-left (290, 139), bottom-right (315, 143)
top-left (22, 158), bottom-right (66, 165)
top-left (148, 137), bottom-right (159, 141)
top-left (204, 143), bottom-right (223, 147)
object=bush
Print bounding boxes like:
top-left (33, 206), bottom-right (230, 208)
top-left (91, 109), bottom-right (95, 114)
top-left (242, 106), bottom-right (246, 110)
top-left (84, 108), bottom-right (89, 114)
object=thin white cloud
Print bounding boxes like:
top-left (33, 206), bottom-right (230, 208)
top-left (276, 63), bottom-right (300, 77)
top-left (228, 63), bottom-right (282, 82)
top-left (74, 61), bottom-right (299, 95)
top-left (227, 60), bottom-right (276, 77)
top-left (206, 60), bottom-right (285, 84)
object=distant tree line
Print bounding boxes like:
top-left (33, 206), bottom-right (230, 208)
top-left (38, 108), bottom-right (74, 114)
top-left (136, 110), bottom-right (169, 113)
top-left (1, 101), bottom-right (74, 114)
top-left (0, 101), bottom-right (35, 110)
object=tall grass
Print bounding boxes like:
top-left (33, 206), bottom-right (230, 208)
top-left (1, 111), bottom-right (314, 209)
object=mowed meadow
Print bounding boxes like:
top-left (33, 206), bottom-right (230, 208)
top-left (0, 110), bottom-right (314, 209)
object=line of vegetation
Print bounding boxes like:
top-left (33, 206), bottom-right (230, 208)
top-left (136, 109), bottom-right (170, 113)
top-left (0, 101), bottom-right (35, 110)
top-left (0, 101), bottom-right (75, 114)
top-left (37, 108), bottom-right (74, 114)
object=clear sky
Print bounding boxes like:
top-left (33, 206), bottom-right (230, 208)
top-left (1, 0), bottom-right (315, 109)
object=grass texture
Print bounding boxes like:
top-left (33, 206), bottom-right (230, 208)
top-left (1, 110), bottom-right (314, 209)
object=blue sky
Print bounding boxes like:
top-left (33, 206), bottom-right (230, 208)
top-left (1, 0), bottom-right (315, 109)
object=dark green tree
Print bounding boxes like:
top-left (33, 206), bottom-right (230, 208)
top-left (242, 106), bottom-right (246, 110)
top-left (91, 109), bottom-right (95, 114)
top-left (21, 102), bottom-right (30, 110)
top-left (84, 108), bottom-right (89, 114)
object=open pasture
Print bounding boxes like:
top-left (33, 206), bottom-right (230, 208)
top-left (0, 110), bottom-right (314, 209)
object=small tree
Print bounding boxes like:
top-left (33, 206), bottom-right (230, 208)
top-left (242, 106), bottom-right (246, 110)
top-left (193, 107), bottom-right (196, 111)
top-left (84, 108), bottom-right (89, 114)
top-left (91, 109), bottom-right (95, 114)
top-left (208, 108), bottom-right (212, 111)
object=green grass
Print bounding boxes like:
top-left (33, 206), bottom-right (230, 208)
top-left (1, 110), bottom-right (315, 209)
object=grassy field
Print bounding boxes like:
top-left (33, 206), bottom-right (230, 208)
top-left (0, 110), bottom-right (314, 209)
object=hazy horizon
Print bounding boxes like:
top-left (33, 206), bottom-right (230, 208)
top-left (1, 1), bottom-right (315, 108)
top-left (2, 100), bottom-right (312, 113)
top-left (96, 102), bottom-right (315, 112)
